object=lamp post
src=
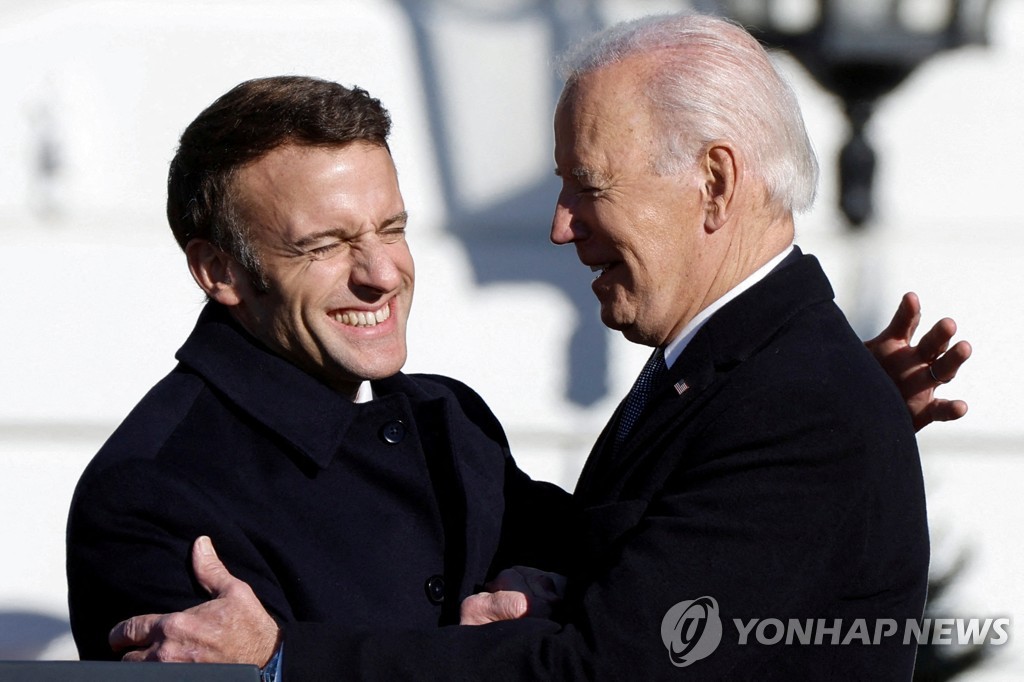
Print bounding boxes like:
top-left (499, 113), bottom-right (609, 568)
top-left (713, 0), bottom-right (994, 227)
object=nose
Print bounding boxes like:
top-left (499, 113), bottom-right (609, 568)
top-left (351, 239), bottom-right (404, 295)
top-left (550, 192), bottom-right (581, 245)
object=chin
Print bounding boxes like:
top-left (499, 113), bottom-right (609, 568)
top-left (362, 351), bottom-right (408, 381)
top-left (615, 318), bottom-right (663, 347)
top-left (620, 328), bottom-right (652, 346)
top-left (322, 351), bottom-right (405, 387)
top-left (599, 303), bottom-right (634, 333)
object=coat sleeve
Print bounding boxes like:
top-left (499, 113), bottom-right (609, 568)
top-left (66, 459), bottom-right (294, 660)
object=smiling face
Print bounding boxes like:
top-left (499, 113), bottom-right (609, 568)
top-left (213, 142), bottom-right (413, 395)
top-left (551, 59), bottom-right (720, 348)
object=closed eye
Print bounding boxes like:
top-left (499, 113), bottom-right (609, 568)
top-left (379, 225), bottom-right (407, 244)
top-left (307, 241), bottom-right (342, 258)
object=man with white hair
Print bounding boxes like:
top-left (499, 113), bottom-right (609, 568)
top-left (112, 13), bottom-right (968, 680)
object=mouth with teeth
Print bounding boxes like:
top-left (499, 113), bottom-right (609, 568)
top-left (589, 262), bottom-right (621, 280)
top-left (331, 300), bottom-right (393, 328)
top-left (587, 260), bottom-right (625, 302)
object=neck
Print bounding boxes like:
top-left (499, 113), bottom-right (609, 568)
top-left (706, 209), bottom-right (794, 308)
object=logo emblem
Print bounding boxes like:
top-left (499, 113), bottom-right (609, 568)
top-left (661, 596), bottom-right (723, 667)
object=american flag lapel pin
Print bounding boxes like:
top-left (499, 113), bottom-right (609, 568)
top-left (674, 379), bottom-right (689, 395)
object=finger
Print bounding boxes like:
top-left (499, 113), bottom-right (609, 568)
top-left (930, 340), bottom-right (973, 383)
top-left (459, 594), bottom-right (490, 625)
top-left (460, 591), bottom-right (527, 625)
top-left (121, 644), bottom-right (186, 664)
top-left (109, 614), bottom-right (161, 651)
top-left (192, 536), bottom-right (237, 597)
top-left (121, 649), bottom-right (151, 663)
top-left (919, 399), bottom-right (969, 428)
top-left (885, 292), bottom-right (922, 343)
top-left (915, 318), bottom-right (957, 361)
top-left (489, 591), bottom-right (528, 620)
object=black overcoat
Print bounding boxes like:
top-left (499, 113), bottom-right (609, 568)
top-left (66, 303), bottom-right (568, 660)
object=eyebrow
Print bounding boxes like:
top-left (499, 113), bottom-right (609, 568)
top-left (553, 167), bottom-right (607, 184)
top-left (292, 211), bottom-right (409, 248)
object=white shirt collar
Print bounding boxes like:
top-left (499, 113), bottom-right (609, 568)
top-left (354, 380), bottom-right (374, 404)
top-left (663, 244), bottom-right (794, 370)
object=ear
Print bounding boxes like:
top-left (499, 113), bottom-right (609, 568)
top-left (700, 143), bottom-right (737, 232)
top-left (185, 239), bottom-right (248, 307)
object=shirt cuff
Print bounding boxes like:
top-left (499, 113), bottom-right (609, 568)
top-left (260, 642), bottom-right (284, 682)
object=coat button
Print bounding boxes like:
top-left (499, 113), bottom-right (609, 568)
top-left (425, 575), bottom-right (445, 604)
top-left (380, 420), bottom-right (406, 444)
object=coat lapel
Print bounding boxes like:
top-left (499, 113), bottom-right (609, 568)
top-left (574, 250), bottom-right (836, 505)
top-left (573, 333), bottom-right (717, 504)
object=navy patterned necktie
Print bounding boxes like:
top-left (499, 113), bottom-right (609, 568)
top-left (614, 347), bottom-right (667, 449)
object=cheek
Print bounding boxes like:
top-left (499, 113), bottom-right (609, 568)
top-left (396, 247), bottom-right (415, 281)
top-left (296, 260), bottom-right (349, 296)
top-left (626, 227), bottom-right (668, 275)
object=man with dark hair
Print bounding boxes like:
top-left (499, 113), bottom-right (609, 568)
top-left (105, 15), bottom-right (971, 680)
top-left (66, 75), bottom-right (567, 662)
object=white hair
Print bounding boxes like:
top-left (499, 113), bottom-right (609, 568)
top-left (557, 13), bottom-right (819, 214)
